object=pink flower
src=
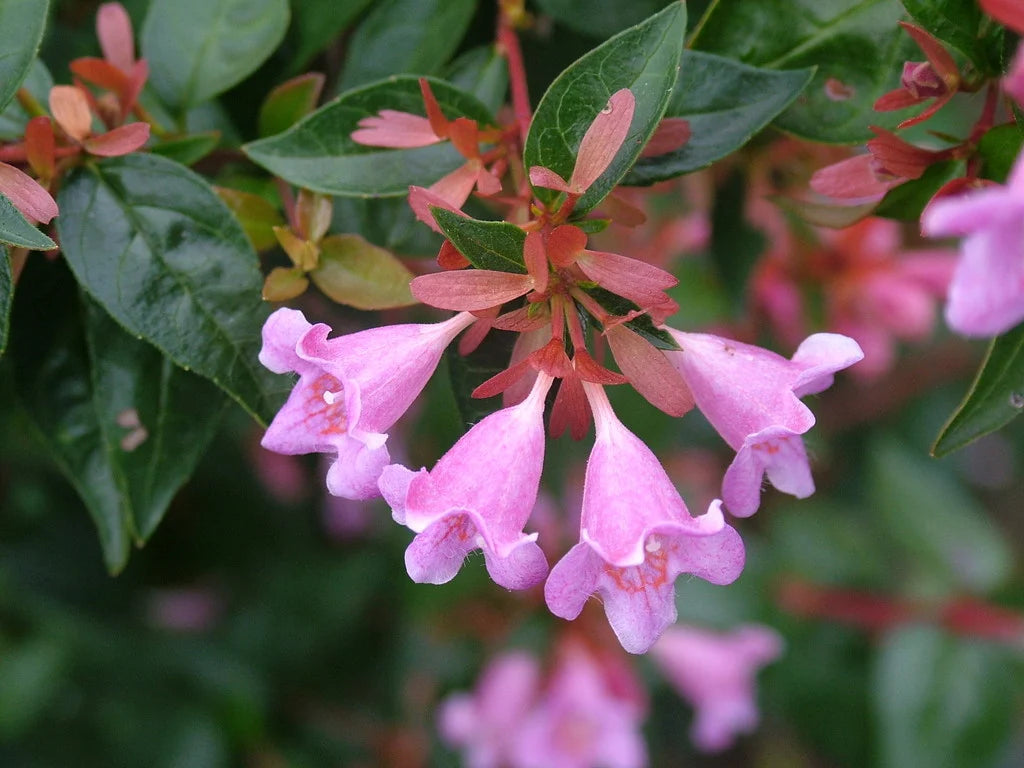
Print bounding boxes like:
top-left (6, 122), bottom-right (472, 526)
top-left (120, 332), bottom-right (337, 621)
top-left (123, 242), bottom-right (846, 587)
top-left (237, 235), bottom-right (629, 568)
top-left (650, 624), bottom-right (783, 753)
top-left (511, 641), bottom-right (647, 768)
top-left (544, 382), bottom-right (745, 654)
top-left (921, 154), bottom-right (1024, 336)
top-left (666, 330), bottom-right (863, 517)
top-left (378, 374), bottom-right (553, 590)
top-left (438, 652), bottom-right (541, 768)
top-left (258, 307), bottom-right (473, 499)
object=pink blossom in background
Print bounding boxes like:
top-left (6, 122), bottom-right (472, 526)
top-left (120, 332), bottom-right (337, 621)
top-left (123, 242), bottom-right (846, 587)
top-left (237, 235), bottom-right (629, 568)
top-left (378, 374), bottom-right (553, 590)
top-left (666, 329), bottom-right (862, 517)
top-left (545, 381), bottom-right (745, 654)
top-left (259, 307), bottom-right (474, 499)
top-left (651, 624), bottom-right (783, 752)
top-left (921, 153), bottom-right (1024, 337)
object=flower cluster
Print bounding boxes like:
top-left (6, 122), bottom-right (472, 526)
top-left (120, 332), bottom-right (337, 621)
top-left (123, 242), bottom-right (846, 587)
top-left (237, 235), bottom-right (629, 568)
top-left (259, 85), bottom-right (862, 654)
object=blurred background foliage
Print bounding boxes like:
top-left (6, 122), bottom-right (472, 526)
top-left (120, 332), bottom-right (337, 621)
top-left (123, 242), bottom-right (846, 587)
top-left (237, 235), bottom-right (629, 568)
top-left (2, 0), bottom-right (1023, 766)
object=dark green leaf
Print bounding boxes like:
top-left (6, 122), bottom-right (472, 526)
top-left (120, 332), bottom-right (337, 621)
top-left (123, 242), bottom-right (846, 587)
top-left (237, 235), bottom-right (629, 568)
top-left (446, 329), bottom-right (516, 427)
top-left (901, 0), bottom-right (1003, 74)
top-left (445, 46), bottom-right (509, 115)
top-left (338, 0), bottom-right (476, 91)
top-left (524, 2), bottom-right (687, 213)
top-left (244, 77), bottom-right (495, 197)
top-left (874, 626), bottom-right (1018, 768)
top-left (56, 153), bottom-right (288, 424)
top-left (625, 52), bottom-right (814, 185)
top-left (933, 322), bottom-right (1024, 456)
top-left (430, 209), bottom-right (527, 273)
top-left (0, 246), bottom-right (11, 358)
top-left (0, 58), bottom-right (52, 141)
top-left (332, 196), bottom-right (443, 255)
top-left (148, 132), bottom-right (222, 167)
top-left (691, 0), bottom-right (918, 143)
top-left (875, 160), bottom-right (964, 220)
top-left (141, 0), bottom-right (290, 110)
top-left (977, 124), bottom-right (1024, 184)
top-left (82, 299), bottom-right (227, 540)
top-left (709, 170), bottom-right (765, 306)
top-left (0, 0), bottom-right (48, 112)
top-left (534, 0), bottom-right (676, 40)
top-left (0, 193), bottom-right (56, 250)
top-left (869, 439), bottom-right (1012, 592)
top-left (258, 73), bottom-right (325, 138)
top-left (583, 286), bottom-right (678, 350)
top-left (288, 0), bottom-right (374, 73)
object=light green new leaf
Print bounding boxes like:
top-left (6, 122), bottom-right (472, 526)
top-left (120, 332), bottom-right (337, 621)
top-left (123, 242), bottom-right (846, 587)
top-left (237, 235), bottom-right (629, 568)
top-left (524, 2), bottom-right (687, 213)
top-left (0, 0), bottom-right (48, 113)
top-left (0, 193), bottom-right (56, 250)
top-left (57, 153), bottom-right (288, 425)
top-left (142, 0), bottom-right (290, 109)
top-left (310, 234), bottom-right (416, 310)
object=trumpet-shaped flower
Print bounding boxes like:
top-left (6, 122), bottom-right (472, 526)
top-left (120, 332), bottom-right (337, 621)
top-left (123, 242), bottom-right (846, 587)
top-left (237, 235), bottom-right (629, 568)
top-left (544, 382), bottom-right (745, 654)
top-left (259, 307), bottom-right (473, 499)
top-left (921, 153), bottom-right (1024, 336)
top-left (650, 624), bottom-right (783, 753)
top-left (378, 374), bottom-right (553, 590)
top-left (666, 330), bottom-right (862, 517)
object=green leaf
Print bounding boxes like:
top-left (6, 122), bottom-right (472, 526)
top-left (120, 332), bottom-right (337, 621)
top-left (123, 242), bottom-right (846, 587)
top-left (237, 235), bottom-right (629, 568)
top-left (0, 246), bottom-right (11, 358)
top-left (708, 169), bottom-right (765, 306)
top-left (445, 46), bottom-right (509, 116)
top-left (288, 0), bottom-right (373, 73)
top-left (583, 286), bottom-right (678, 350)
top-left (691, 0), bottom-right (918, 143)
top-left (977, 124), bottom-right (1024, 184)
top-left (0, 193), bottom-right (56, 250)
top-left (10, 260), bottom-right (227, 571)
top-left (56, 153), bottom-right (288, 425)
top-left (337, 0), bottom-right (476, 91)
top-left (534, 0), bottom-right (676, 40)
top-left (244, 77), bottom-right (495, 197)
top-left (258, 73), bottom-right (325, 138)
top-left (215, 186), bottom-right (285, 251)
top-left (446, 329), bottom-right (516, 427)
top-left (901, 0), bottom-right (1003, 75)
top-left (868, 439), bottom-right (1012, 594)
top-left (0, 58), bottom-right (52, 141)
top-left (310, 234), bottom-right (416, 309)
top-left (82, 299), bottom-right (227, 540)
top-left (769, 194), bottom-right (877, 228)
top-left (148, 131), bottom-right (222, 167)
top-left (932, 322), bottom-right (1024, 456)
top-left (141, 0), bottom-right (290, 110)
top-left (524, 2), bottom-right (687, 213)
top-left (874, 160), bottom-right (964, 221)
top-left (430, 209), bottom-right (527, 273)
top-left (624, 52), bottom-right (814, 184)
top-left (874, 626), bottom-right (1018, 768)
top-left (0, 0), bottom-right (48, 113)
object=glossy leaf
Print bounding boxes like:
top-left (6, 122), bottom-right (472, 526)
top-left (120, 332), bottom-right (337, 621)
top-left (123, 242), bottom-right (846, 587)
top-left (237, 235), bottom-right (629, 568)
top-left (431, 209), bottom-right (527, 273)
top-left (288, 0), bottom-right (374, 73)
top-left (56, 153), bottom-right (287, 425)
top-left (258, 73), bottom-right (325, 138)
top-left (524, 2), bottom-right (687, 213)
top-left (874, 160), bottom-right (964, 221)
top-left (868, 439), bottom-right (1012, 593)
top-left (691, 0), bottom-right (918, 142)
top-left (0, 0), bottom-right (48, 113)
top-left (310, 234), bottom-right (415, 309)
top-left (932, 322), bottom-right (1024, 457)
top-left (977, 124), bottom-right (1024, 184)
top-left (534, 0), bottom-right (676, 40)
top-left (141, 0), bottom-right (290, 109)
top-left (902, 0), bottom-right (1003, 74)
top-left (148, 132), bottom-right (221, 167)
top-left (445, 46), bottom-right (509, 115)
top-left (874, 626), bottom-right (1018, 768)
top-left (337, 0), bottom-right (476, 91)
top-left (0, 246), bottom-right (10, 358)
top-left (0, 58), bottom-right (52, 141)
top-left (625, 51), bottom-right (813, 185)
top-left (244, 77), bottom-right (494, 196)
top-left (0, 193), bottom-right (56, 251)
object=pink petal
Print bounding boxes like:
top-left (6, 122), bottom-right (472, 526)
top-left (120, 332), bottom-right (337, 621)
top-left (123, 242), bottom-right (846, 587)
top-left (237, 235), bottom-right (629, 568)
top-left (945, 222), bottom-right (1024, 336)
top-left (82, 122), bottom-right (149, 156)
top-left (97, 2), bottom-right (135, 73)
top-left (721, 427), bottom-right (813, 517)
top-left (570, 89), bottom-right (635, 193)
top-left (640, 118), bottom-right (691, 158)
top-left (0, 161), bottom-right (58, 224)
top-left (429, 161), bottom-right (480, 210)
top-left (49, 85), bottom-right (93, 143)
top-left (921, 185), bottom-right (1020, 237)
top-left (981, 0), bottom-right (1024, 34)
top-left (810, 155), bottom-right (896, 201)
top-left (408, 185), bottom-right (461, 233)
top-left (411, 269), bottom-right (534, 311)
top-left (350, 109), bottom-right (441, 148)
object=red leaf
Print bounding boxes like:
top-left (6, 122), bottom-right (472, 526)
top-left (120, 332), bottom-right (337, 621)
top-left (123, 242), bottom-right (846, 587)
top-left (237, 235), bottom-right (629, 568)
top-left (410, 269), bottom-right (533, 311)
top-left (83, 122), bottom-right (149, 156)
